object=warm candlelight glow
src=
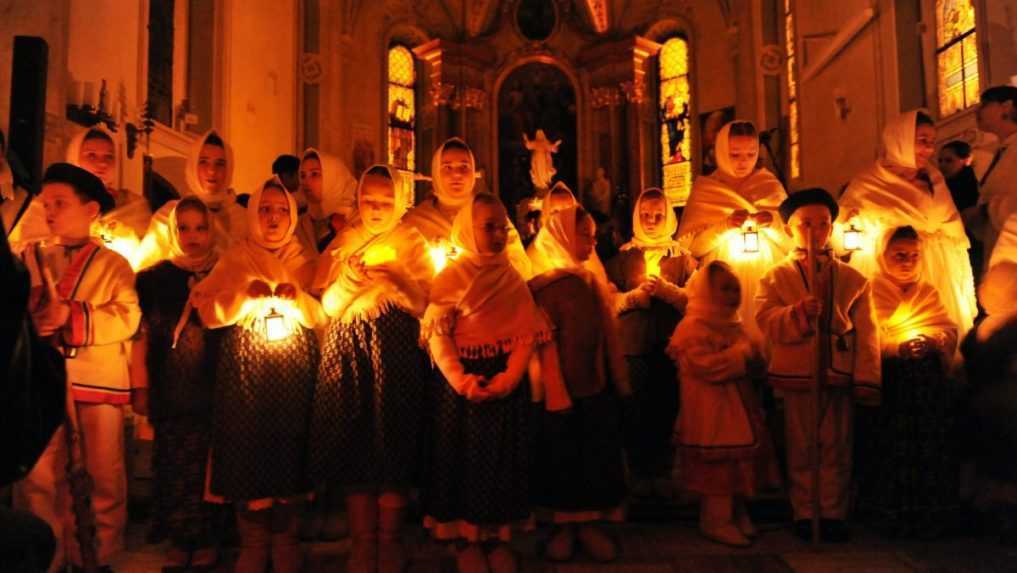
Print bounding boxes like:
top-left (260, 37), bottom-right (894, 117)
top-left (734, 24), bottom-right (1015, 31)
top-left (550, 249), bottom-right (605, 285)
top-left (844, 224), bottom-right (863, 252)
top-left (645, 254), bottom-right (661, 278)
top-left (428, 241), bottom-right (459, 275)
top-left (93, 221), bottom-right (141, 268)
top-left (361, 244), bottom-right (398, 266)
top-left (264, 307), bottom-right (290, 342)
top-left (742, 226), bottom-right (760, 254)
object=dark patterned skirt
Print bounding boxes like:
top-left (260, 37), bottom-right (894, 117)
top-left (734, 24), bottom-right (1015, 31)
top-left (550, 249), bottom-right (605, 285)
top-left (210, 324), bottom-right (319, 501)
top-left (534, 389), bottom-right (627, 513)
top-left (154, 416), bottom-right (214, 547)
top-left (423, 353), bottom-right (536, 532)
top-left (310, 307), bottom-right (429, 490)
top-left (624, 351), bottom-right (679, 477)
top-left (855, 353), bottom-right (961, 527)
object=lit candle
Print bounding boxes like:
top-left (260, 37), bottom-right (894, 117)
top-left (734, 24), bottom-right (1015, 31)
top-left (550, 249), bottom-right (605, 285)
top-left (428, 240), bottom-right (459, 275)
top-left (264, 307), bottom-right (290, 342)
top-left (843, 223), bottom-right (862, 252)
top-left (644, 252), bottom-right (661, 278)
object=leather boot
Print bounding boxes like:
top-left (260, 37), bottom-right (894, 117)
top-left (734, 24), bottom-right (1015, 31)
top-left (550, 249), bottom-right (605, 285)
top-left (734, 498), bottom-right (758, 538)
top-left (234, 509), bottom-right (271, 573)
top-left (699, 496), bottom-right (750, 547)
top-left (346, 493), bottom-right (378, 573)
top-left (270, 503), bottom-right (304, 573)
top-left (377, 493), bottom-right (408, 573)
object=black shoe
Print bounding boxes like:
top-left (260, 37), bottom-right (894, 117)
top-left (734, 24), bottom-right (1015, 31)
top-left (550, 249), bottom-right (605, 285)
top-left (793, 520), bottom-right (813, 542)
top-left (820, 519), bottom-right (851, 542)
top-left (71, 566), bottom-right (114, 573)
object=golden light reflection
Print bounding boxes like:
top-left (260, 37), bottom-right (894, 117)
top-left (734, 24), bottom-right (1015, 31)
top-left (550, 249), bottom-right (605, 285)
top-left (361, 244), bottom-right (397, 266)
top-left (428, 240), bottom-right (459, 276)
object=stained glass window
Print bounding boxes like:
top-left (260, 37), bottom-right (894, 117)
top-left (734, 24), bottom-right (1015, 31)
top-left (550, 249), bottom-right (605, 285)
top-left (936, 0), bottom-right (979, 117)
top-left (387, 45), bottom-right (416, 173)
top-left (784, 0), bottom-right (801, 179)
top-left (659, 37), bottom-right (692, 206)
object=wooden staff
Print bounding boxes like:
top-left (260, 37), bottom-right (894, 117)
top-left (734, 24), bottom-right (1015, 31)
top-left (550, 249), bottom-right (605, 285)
top-left (806, 228), bottom-right (822, 545)
top-left (40, 265), bottom-right (100, 571)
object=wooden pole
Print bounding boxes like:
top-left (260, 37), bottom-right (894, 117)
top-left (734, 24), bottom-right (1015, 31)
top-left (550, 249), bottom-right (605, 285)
top-left (806, 228), bottom-right (822, 546)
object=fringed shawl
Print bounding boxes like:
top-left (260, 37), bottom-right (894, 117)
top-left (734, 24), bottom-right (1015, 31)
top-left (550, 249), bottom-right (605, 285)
top-left (422, 195), bottom-right (548, 358)
top-left (872, 275), bottom-right (958, 356)
top-left (526, 205), bottom-right (609, 283)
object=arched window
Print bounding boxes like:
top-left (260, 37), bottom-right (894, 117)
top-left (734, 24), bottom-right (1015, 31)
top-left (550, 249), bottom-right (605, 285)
top-left (783, 0), bottom-right (801, 180)
top-left (658, 36), bottom-right (693, 206)
top-left (935, 0), bottom-right (979, 117)
top-left (387, 45), bottom-right (416, 173)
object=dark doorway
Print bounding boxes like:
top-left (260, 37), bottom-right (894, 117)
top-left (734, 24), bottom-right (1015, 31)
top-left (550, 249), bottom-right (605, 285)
top-left (497, 62), bottom-right (577, 214)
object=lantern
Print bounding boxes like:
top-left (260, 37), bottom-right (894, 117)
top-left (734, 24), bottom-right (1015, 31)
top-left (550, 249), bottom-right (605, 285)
top-left (843, 223), bottom-right (863, 252)
top-left (264, 307), bottom-right (290, 342)
top-left (742, 225), bottom-right (760, 254)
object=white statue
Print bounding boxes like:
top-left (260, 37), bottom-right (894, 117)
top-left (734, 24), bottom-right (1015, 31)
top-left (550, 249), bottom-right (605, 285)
top-left (587, 166), bottom-right (612, 216)
top-left (523, 129), bottom-right (561, 190)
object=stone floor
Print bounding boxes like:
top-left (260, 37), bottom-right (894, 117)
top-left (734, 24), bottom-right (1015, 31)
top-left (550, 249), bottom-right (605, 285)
top-left (112, 504), bottom-right (1017, 573)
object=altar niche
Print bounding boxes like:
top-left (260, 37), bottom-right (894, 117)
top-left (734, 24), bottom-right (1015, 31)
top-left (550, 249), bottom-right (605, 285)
top-left (497, 61), bottom-right (577, 214)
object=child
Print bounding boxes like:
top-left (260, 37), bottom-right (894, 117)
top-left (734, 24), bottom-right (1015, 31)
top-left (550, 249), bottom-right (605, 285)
top-left (668, 261), bottom-right (779, 547)
top-left (678, 120), bottom-right (789, 341)
top-left (857, 225), bottom-right (959, 536)
top-left (131, 197), bottom-right (220, 567)
top-left (839, 110), bottom-right (977, 334)
top-left (405, 138), bottom-right (532, 277)
top-left (606, 188), bottom-right (695, 494)
top-left (422, 193), bottom-right (547, 573)
top-left (297, 148), bottom-right (357, 253)
top-left (755, 188), bottom-right (881, 542)
top-left (309, 165), bottom-right (433, 573)
top-left (15, 163), bottom-right (141, 572)
top-left (135, 130), bottom-right (246, 270)
top-left (193, 178), bottom-right (324, 573)
top-left (527, 206), bottom-right (629, 562)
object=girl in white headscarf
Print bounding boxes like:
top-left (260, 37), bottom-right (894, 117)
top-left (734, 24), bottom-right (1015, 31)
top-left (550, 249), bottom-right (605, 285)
top-left (421, 193), bottom-right (550, 573)
top-left (134, 130), bottom-right (247, 270)
top-left (193, 178), bottom-right (323, 573)
top-left (677, 120), bottom-right (789, 340)
top-left (308, 165), bottom-right (432, 573)
top-left (296, 148), bottom-right (357, 253)
top-left (405, 138), bottom-right (533, 278)
top-left (131, 197), bottom-right (220, 567)
top-left (527, 206), bottom-right (630, 563)
top-left (667, 261), bottom-right (779, 547)
top-left (839, 110), bottom-right (977, 335)
top-left (605, 188), bottom-right (697, 493)
top-left (855, 225), bottom-right (960, 537)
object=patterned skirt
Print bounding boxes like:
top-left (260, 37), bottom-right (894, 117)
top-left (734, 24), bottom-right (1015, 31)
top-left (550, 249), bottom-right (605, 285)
top-left (310, 306), bottom-right (430, 490)
top-left (153, 416), bottom-right (214, 547)
top-left (855, 353), bottom-right (960, 524)
top-left (423, 353), bottom-right (536, 539)
top-left (210, 324), bottom-right (319, 501)
top-left (534, 389), bottom-right (627, 514)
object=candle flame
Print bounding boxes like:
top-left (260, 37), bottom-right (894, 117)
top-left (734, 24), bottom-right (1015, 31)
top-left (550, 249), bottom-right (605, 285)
top-left (428, 241), bottom-right (459, 275)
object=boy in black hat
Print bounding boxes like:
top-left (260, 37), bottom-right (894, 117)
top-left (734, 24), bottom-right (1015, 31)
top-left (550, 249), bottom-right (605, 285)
top-left (15, 162), bottom-right (140, 572)
top-left (755, 188), bottom-right (880, 543)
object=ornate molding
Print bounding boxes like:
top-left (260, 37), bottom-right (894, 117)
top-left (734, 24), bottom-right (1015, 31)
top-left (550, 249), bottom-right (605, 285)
top-left (429, 82), bottom-right (485, 110)
top-left (300, 53), bottom-right (324, 85)
top-left (620, 80), bottom-right (646, 104)
top-left (591, 85), bottom-right (622, 108)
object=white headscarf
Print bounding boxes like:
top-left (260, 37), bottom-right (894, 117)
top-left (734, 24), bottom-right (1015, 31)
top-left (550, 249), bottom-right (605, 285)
top-left (247, 177), bottom-right (300, 251)
top-left (430, 137), bottom-right (477, 207)
top-left (186, 130), bottom-right (235, 206)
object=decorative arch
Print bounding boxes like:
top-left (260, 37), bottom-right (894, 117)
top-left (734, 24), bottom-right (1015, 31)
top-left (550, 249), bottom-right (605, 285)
top-left (491, 54), bottom-right (584, 206)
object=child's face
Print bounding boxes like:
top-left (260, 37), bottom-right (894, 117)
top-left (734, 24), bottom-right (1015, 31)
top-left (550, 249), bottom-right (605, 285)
top-left (786, 204), bottom-right (833, 250)
top-left (197, 143), bottom-right (228, 193)
top-left (176, 208), bottom-right (212, 258)
top-left (78, 137), bottom-right (115, 186)
top-left (937, 148), bottom-right (966, 178)
top-left (359, 174), bottom-right (397, 231)
top-left (638, 197), bottom-right (669, 239)
top-left (914, 124), bottom-right (937, 167)
top-left (438, 147), bottom-right (475, 206)
top-left (41, 182), bottom-right (99, 239)
top-left (472, 200), bottom-right (509, 255)
top-left (299, 157), bottom-right (323, 203)
top-left (726, 135), bottom-right (759, 178)
top-left (711, 268), bottom-right (741, 311)
top-left (572, 214), bottom-right (597, 262)
top-left (883, 238), bottom-right (921, 283)
top-left (258, 187), bottom-right (291, 242)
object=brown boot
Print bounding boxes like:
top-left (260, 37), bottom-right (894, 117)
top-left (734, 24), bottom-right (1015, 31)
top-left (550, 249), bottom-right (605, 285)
top-left (377, 493), bottom-right (408, 573)
top-left (346, 493), bottom-right (379, 573)
top-left (235, 509), bottom-right (271, 573)
top-left (270, 503), bottom-right (304, 573)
